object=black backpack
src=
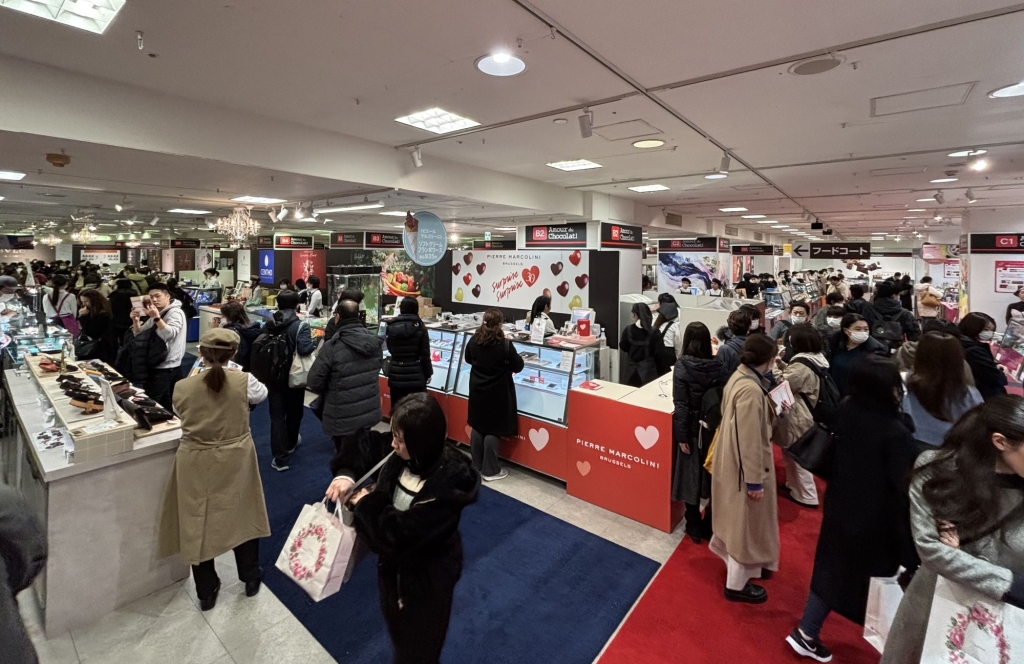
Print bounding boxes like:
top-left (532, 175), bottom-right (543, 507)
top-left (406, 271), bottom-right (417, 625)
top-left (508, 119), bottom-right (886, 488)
top-left (699, 385), bottom-right (724, 441)
top-left (791, 358), bottom-right (841, 426)
top-left (872, 312), bottom-right (904, 348)
top-left (250, 320), bottom-right (296, 386)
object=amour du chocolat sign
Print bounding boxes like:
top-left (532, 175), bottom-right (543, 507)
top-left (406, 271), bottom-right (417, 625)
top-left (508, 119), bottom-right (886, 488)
top-left (524, 223), bottom-right (588, 248)
top-left (599, 223), bottom-right (643, 249)
top-left (364, 232), bottom-right (404, 249)
top-left (273, 235), bottom-right (314, 249)
top-left (658, 237), bottom-right (722, 251)
top-left (330, 232), bottom-right (363, 248)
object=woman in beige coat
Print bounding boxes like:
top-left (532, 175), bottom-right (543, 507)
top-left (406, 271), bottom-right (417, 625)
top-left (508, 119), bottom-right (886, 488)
top-left (158, 328), bottom-right (270, 611)
top-left (711, 334), bottom-right (788, 604)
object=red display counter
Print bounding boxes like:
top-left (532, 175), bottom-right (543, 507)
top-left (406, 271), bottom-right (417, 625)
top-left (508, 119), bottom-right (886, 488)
top-left (566, 379), bottom-right (684, 533)
top-left (378, 376), bottom-right (448, 418)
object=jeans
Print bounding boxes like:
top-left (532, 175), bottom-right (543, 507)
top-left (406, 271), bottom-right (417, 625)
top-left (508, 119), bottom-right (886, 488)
top-left (268, 386), bottom-right (305, 464)
top-left (470, 429), bottom-right (501, 477)
top-left (191, 539), bottom-right (261, 600)
top-left (146, 367), bottom-right (179, 411)
top-left (798, 591), bottom-right (832, 641)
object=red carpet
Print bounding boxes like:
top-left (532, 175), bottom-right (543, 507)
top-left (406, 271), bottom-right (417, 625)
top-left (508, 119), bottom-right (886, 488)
top-left (599, 452), bottom-right (881, 664)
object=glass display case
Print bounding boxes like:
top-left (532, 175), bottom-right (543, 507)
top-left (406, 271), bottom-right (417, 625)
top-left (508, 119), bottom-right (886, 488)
top-left (379, 320), bottom-right (479, 392)
top-left (184, 286), bottom-right (222, 306)
top-left (2, 323), bottom-right (74, 370)
top-left (326, 267), bottom-right (382, 326)
top-left (454, 337), bottom-right (599, 424)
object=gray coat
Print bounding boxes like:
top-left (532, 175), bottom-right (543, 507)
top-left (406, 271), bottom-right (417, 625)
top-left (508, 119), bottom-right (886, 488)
top-left (307, 318), bottom-right (383, 436)
top-left (881, 451), bottom-right (1024, 664)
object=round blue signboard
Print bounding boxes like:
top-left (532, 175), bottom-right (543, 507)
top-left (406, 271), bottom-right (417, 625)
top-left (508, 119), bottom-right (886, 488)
top-left (404, 211), bottom-right (448, 266)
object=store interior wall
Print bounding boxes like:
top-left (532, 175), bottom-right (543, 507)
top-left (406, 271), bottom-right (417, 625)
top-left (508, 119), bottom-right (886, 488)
top-left (3, 246), bottom-right (56, 264)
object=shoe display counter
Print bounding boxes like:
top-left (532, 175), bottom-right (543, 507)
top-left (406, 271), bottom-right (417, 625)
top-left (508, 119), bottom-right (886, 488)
top-left (0, 365), bottom-right (186, 637)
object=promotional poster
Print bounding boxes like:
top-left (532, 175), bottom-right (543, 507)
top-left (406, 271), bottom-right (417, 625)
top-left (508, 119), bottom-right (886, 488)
top-left (291, 249), bottom-right (326, 285)
top-left (657, 251), bottom-right (725, 292)
top-left (404, 211), bottom-right (448, 266)
top-left (450, 250), bottom-right (590, 313)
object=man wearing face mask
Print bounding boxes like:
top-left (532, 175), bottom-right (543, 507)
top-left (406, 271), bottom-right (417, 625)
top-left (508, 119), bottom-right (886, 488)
top-left (771, 301), bottom-right (811, 362)
top-left (843, 284), bottom-right (881, 327)
top-left (825, 314), bottom-right (889, 395)
top-left (813, 293), bottom-right (845, 329)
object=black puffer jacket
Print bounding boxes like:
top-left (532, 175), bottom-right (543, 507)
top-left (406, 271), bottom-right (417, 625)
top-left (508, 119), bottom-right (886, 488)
top-left (673, 356), bottom-right (727, 446)
top-left (223, 321), bottom-right (263, 371)
top-left (114, 325), bottom-right (167, 385)
top-left (307, 318), bottom-right (383, 436)
top-left (385, 314), bottom-right (432, 391)
top-left (961, 336), bottom-right (1008, 400)
top-left (873, 297), bottom-right (921, 342)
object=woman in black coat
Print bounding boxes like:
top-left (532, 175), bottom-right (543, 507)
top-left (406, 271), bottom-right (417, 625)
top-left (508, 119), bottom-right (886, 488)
top-left (786, 356), bottom-right (919, 661)
top-left (326, 393), bottom-right (480, 664)
top-left (672, 321), bottom-right (726, 543)
top-left (75, 288), bottom-right (117, 364)
top-left (464, 308), bottom-right (524, 481)
top-left (824, 313), bottom-right (889, 395)
top-left (620, 302), bottom-right (656, 386)
top-left (385, 298), bottom-right (433, 407)
top-left (107, 278), bottom-right (136, 348)
top-left (959, 312), bottom-right (1008, 400)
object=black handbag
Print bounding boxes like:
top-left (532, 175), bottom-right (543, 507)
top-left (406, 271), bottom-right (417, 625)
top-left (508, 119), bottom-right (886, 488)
top-left (786, 423), bottom-right (836, 479)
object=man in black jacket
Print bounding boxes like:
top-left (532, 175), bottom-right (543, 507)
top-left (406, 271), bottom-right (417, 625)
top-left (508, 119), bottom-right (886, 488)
top-left (872, 282), bottom-right (921, 343)
top-left (843, 284), bottom-right (881, 326)
top-left (264, 291), bottom-right (316, 472)
top-left (308, 299), bottom-right (384, 455)
top-left (385, 297), bottom-right (433, 407)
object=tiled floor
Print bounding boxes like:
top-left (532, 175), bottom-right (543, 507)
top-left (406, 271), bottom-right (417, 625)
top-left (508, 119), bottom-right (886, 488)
top-left (20, 456), bottom-right (681, 664)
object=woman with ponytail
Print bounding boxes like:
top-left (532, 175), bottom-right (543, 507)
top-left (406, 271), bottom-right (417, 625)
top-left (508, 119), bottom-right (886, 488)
top-left (881, 395), bottom-right (1024, 663)
top-left (158, 328), bottom-right (270, 612)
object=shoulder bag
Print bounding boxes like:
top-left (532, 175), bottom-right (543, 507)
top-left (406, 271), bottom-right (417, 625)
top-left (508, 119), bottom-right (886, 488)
top-left (288, 321), bottom-right (316, 388)
top-left (56, 292), bottom-right (81, 337)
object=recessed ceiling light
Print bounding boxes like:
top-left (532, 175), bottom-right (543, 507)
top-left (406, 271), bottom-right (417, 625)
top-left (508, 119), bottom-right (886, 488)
top-left (553, 118), bottom-right (568, 125)
top-left (231, 196), bottom-right (287, 204)
top-left (719, 207), bottom-right (748, 212)
top-left (948, 149), bottom-right (987, 157)
top-left (392, 225), bottom-right (405, 228)
top-left (904, 216), bottom-right (919, 219)
top-left (395, 107), bottom-right (480, 134)
top-left (774, 226), bottom-right (791, 230)
top-left (969, 158), bottom-right (990, 172)
top-left (916, 197), bottom-right (936, 202)
top-left (0, 170), bottom-right (26, 181)
top-left (476, 53), bottom-right (526, 77)
top-left (168, 208), bottom-right (212, 214)
top-left (0, 0), bottom-right (126, 34)
top-left (628, 184), bottom-right (670, 193)
top-left (756, 220), bottom-right (778, 224)
top-left (317, 202), bottom-right (384, 213)
top-left (379, 210), bottom-right (408, 216)
top-left (632, 139), bottom-right (665, 149)
top-left (704, 173), bottom-right (728, 180)
top-left (0, 196), bottom-right (4, 201)
top-left (741, 214), bottom-right (766, 219)
top-left (930, 177), bottom-right (958, 183)
top-left (546, 159), bottom-right (603, 171)
top-left (989, 81), bottom-right (1024, 98)
top-left (908, 208), bottom-right (926, 212)
top-left (495, 226), bottom-right (518, 231)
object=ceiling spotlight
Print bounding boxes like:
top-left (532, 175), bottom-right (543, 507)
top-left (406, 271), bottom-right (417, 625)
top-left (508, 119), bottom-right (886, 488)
top-left (934, 214), bottom-right (943, 221)
top-left (294, 205), bottom-right (305, 219)
top-left (578, 109), bottom-right (594, 139)
top-left (114, 203), bottom-right (123, 212)
top-left (553, 118), bottom-right (568, 125)
top-left (969, 158), bottom-right (989, 172)
top-left (718, 153), bottom-right (731, 175)
top-left (934, 191), bottom-right (945, 205)
top-left (150, 215), bottom-right (160, 225)
top-left (411, 147), bottom-right (423, 168)
top-left (989, 81), bottom-right (1024, 98)
top-left (966, 189), bottom-right (978, 203)
top-left (632, 139), bottom-right (665, 149)
top-left (476, 52), bottom-right (526, 77)
top-left (704, 173), bottom-right (728, 180)
top-left (268, 210), bottom-right (278, 223)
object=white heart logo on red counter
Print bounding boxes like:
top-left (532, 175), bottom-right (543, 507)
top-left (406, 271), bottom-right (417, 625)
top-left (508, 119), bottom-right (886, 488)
top-left (528, 428), bottom-right (549, 451)
top-left (634, 426), bottom-right (659, 450)
top-left (576, 460), bottom-right (591, 476)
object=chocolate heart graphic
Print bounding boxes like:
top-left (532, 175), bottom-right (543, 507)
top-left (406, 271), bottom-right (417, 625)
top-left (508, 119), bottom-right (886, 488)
top-left (472, 285), bottom-right (482, 298)
top-left (575, 274), bottom-right (589, 289)
top-left (463, 273), bottom-right (472, 286)
top-left (463, 252), bottom-right (473, 265)
top-left (476, 263), bottom-right (486, 275)
top-left (543, 288), bottom-right (552, 299)
top-left (522, 266), bottom-right (540, 286)
top-left (569, 250), bottom-right (582, 266)
top-left (452, 263), bottom-right (461, 275)
top-left (463, 425), bottom-right (472, 440)
top-left (550, 262), bottom-right (563, 276)
top-left (556, 281), bottom-right (570, 297)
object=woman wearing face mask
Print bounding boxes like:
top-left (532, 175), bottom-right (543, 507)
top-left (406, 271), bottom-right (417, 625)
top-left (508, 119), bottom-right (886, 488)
top-left (1006, 286), bottom-right (1024, 326)
top-left (620, 302), bottom-right (657, 386)
top-left (880, 395), bottom-right (1024, 664)
top-left (710, 334), bottom-right (789, 604)
top-left (327, 393), bottom-right (480, 664)
top-left (741, 304), bottom-right (764, 335)
top-left (825, 313), bottom-right (887, 396)
top-left (771, 301), bottom-right (810, 362)
top-left (959, 312), bottom-right (1008, 401)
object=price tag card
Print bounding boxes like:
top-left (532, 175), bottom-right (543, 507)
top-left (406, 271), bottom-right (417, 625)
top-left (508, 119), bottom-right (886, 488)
top-left (559, 351), bottom-right (574, 371)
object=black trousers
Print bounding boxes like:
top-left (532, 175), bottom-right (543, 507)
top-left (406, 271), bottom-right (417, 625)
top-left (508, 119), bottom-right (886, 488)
top-left (388, 385), bottom-right (425, 410)
top-left (684, 501), bottom-right (713, 538)
top-left (333, 428), bottom-right (370, 456)
top-left (146, 367), bottom-right (179, 411)
top-left (470, 429), bottom-right (501, 477)
top-left (191, 538), bottom-right (261, 600)
top-left (268, 386), bottom-right (305, 464)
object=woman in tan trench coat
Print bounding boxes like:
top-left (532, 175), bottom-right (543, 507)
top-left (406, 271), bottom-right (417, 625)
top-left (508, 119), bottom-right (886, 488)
top-left (158, 327), bottom-right (270, 611)
top-left (711, 334), bottom-right (787, 604)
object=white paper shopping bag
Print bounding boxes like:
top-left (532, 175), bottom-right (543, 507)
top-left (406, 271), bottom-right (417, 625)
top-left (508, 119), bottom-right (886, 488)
top-left (863, 575), bottom-right (902, 653)
top-left (920, 576), bottom-right (1024, 663)
top-left (275, 500), bottom-right (362, 602)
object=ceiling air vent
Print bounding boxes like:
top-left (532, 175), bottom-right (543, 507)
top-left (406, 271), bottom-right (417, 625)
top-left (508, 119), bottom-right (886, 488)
top-left (725, 225), bottom-right (739, 237)
top-left (665, 212), bottom-right (682, 227)
top-left (753, 232), bottom-right (764, 241)
top-left (788, 54), bottom-right (845, 76)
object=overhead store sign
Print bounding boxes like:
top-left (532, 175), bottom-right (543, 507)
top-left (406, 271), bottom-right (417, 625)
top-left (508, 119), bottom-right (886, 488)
top-left (658, 237), bottom-right (719, 251)
top-left (525, 223), bottom-right (588, 248)
top-left (718, 237), bottom-right (730, 252)
top-left (257, 235), bottom-right (274, 248)
top-left (274, 234), bottom-right (314, 249)
top-left (599, 223), bottom-right (643, 249)
top-left (170, 238), bottom-right (201, 249)
top-left (473, 240), bottom-right (516, 250)
top-left (969, 233), bottom-right (1024, 253)
top-left (809, 242), bottom-right (871, 258)
top-left (732, 245), bottom-right (781, 256)
top-left (330, 232), bottom-right (363, 248)
top-left (364, 232), bottom-right (404, 249)
top-left (81, 250), bottom-right (122, 264)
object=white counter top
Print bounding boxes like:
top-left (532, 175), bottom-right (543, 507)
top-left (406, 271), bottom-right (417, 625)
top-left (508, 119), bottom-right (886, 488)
top-left (619, 376), bottom-right (675, 414)
top-left (4, 370), bottom-right (182, 483)
top-left (569, 379), bottom-right (638, 402)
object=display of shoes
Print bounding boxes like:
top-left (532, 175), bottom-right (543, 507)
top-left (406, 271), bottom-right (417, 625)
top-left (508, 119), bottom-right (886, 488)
top-left (69, 398), bottom-right (104, 414)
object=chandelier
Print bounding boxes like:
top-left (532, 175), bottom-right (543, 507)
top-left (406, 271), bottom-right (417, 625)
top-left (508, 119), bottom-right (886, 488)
top-left (70, 227), bottom-right (97, 243)
top-left (124, 234), bottom-right (141, 249)
top-left (215, 207), bottom-right (260, 243)
top-left (39, 233), bottom-right (63, 247)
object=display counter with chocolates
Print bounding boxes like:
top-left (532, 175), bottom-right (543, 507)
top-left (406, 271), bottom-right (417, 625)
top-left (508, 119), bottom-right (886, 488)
top-left (0, 352), bottom-right (186, 637)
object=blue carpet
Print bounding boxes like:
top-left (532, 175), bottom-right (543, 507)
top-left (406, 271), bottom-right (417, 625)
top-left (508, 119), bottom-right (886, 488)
top-left (249, 402), bottom-right (660, 664)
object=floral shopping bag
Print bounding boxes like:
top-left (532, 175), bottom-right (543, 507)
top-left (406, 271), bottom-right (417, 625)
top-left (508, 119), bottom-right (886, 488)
top-left (275, 500), bottom-right (365, 602)
top-left (920, 576), bottom-right (1024, 663)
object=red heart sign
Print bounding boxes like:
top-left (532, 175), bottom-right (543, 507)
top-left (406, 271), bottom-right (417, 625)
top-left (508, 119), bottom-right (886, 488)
top-left (463, 273), bottom-right (472, 285)
top-left (522, 266), bottom-right (540, 286)
top-left (550, 262), bottom-right (563, 276)
top-left (556, 281), bottom-right (570, 296)
top-left (463, 252), bottom-right (474, 265)
top-left (575, 274), bottom-right (589, 289)
top-left (476, 263), bottom-right (486, 275)
top-left (568, 250), bottom-right (582, 266)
